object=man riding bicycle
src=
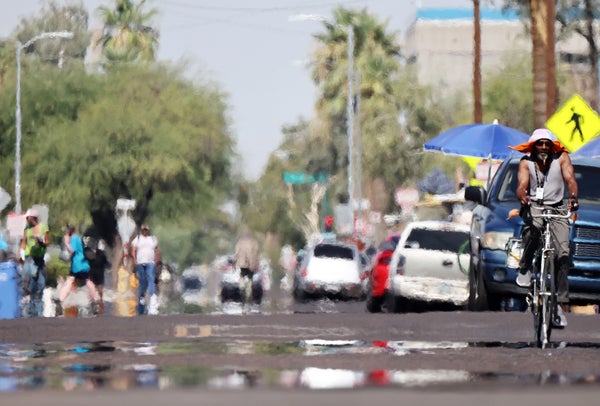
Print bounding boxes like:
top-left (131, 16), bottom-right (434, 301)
top-left (509, 128), bottom-right (579, 328)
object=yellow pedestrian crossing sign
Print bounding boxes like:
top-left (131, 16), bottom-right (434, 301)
top-left (546, 94), bottom-right (600, 152)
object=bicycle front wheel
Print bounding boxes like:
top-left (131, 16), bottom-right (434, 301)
top-left (533, 273), bottom-right (543, 348)
top-left (536, 253), bottom-right (555, 348)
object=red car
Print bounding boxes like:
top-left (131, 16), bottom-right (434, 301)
top-left (366, 241), bottom-right (396, 313)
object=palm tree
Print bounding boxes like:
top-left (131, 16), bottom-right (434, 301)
top-left (556, 0), bottom-right (600, 110)
top-left (94, 0), bottom-right (159, 65)
top-left (474, 0), bottom-right (482, 123)
top-left (310, 8), bottom-right (403, 207)
top-left (500, 0), bottom-right (557, 126)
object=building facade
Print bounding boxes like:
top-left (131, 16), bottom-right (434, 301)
top-left (403, 8), bottom-right (591, 99)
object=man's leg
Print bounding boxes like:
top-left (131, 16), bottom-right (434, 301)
top-left (516, 224), bottom-right (541, 287)
top-left (239, 268), bottom-right (252, 305)
top-left (556, 256), bottom-right (570, 304)
top-left (146, 263), bottom-right (156, 297)
top-left (59, 276), bottom-right (76, 302)
top-left (31, 270), bottom-right (45, 317)
top-left (551, 217), bottom-right (571, 327)
top-left (146, 263), bottom-right (158, 315)
top-left (519, 225), bottom-right (541, 271)
top-left (136, 264), bottom-right (148, 314)
top-left (551, 217), bottom-right (571, 303)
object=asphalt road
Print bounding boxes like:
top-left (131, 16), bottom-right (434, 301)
top-left (2, 297), bottom-right (600, 404)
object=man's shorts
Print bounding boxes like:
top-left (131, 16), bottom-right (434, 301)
top-left (89, 268), bottom-right (104, 286)
top-left (72, 271), bottom-right (90, 287)
top-left (240, 267), bottom-right (254, 279)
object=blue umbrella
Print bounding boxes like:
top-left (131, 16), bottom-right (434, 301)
top-left (423, 120), bottom-right (529, 160)
top-left (572, 136), bottom-right (600, 158)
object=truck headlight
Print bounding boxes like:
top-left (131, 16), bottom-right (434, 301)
top-left (482, 231), bottom-right (514, 250)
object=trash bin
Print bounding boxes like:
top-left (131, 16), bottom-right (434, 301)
top-left (0, 260), bottom-right (22, 319)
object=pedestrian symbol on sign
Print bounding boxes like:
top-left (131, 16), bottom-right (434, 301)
top-left (546, 93), bottom-right (600, 152)
top-left (567, 107), bottom-right (584, 142)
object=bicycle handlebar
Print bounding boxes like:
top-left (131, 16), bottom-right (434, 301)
top-left (529, 205), bottom-right (572, 220)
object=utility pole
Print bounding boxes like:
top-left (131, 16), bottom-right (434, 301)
top-left (473, 0), bottom-right (482, 123)
top-left (355, 70), bottom-right (362, 217)
top-left (346, 26), bottom-right (355, 216)
top-left (545, 0), bottom-right (557, 118)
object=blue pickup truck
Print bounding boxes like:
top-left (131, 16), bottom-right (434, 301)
top-left (464, 156), bottom-right (600, 310)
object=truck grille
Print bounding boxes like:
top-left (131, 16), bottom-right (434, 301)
top-left (575, 226), bottom-right (600, 240)
top-left (572, 225), bottom-right (600, 259)
top-left (573, 242), bottom-right (600, 257)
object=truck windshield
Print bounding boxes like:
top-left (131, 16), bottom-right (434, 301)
top-left (497, 162), bottom-right (600, 203)
top-left (497, 163), bottom-right (519, 202)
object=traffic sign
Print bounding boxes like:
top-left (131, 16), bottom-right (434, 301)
top-left (546, 94), bottom-right (600, 152)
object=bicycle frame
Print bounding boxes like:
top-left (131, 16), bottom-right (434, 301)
top-left (529, 206), bottom-right (572, 349)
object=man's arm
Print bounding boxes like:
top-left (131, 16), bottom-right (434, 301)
top-left (130, 239), bottom-right (137, 265)
top-left (560, 153), bottom-right (578, 197)
top-left (516, 159), bottom-right (531, 206)
top-left (19, 231), bottom-right (26, 251)
top-left (19, 231), bottom-right (27, 262)
top-left (560, 153), bottom-right (579, 210)
top-left (40, 227), bottom-right (50, 247)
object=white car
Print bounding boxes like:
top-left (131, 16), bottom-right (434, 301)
top-left (386, 221), bottom-right (471, 312)
top-left (294, 241), bottom-right (365, 301)
top-left (178, 266), bottom-right (204, 306)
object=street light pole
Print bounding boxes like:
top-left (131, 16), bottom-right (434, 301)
top-left (14, 31), bottom-right (73, 214)
top-left (346, 26), bottom-right (354, 213)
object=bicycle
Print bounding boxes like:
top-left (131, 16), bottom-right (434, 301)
top-left (527, 205), bottom-right (574, 348)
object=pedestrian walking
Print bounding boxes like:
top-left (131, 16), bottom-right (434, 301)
top-left (234, 230), bottom-right (261, 306)
top-left (19, 208), bottom-right (50, 317)
top-left (131, 224), bottom-right (160, 315)
top-left (58, 224), bottom-right (101, 314)
top-left (84, 236), bottom-right (110, 315)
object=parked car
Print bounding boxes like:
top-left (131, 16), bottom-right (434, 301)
top-left (365, 241), bottom-right (395, 313)
top-left (179, 266), bottom-right (204, 305)
top-left (294, 241), bottom-right (366, 301)
top-left (465, 156), bottom-right (600, 310)
top-left (386, 221), bottom-right (471, 312)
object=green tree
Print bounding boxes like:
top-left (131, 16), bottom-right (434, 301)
top-left (310, 8), bottom-right (401, 177)
top-left (14, 0), bottom-right (91, 68)
top-left (94, 0), bottom-right (159, 65)
top-left (0, 58), bottom-right (102, 215)
top-left (555, 0), bottom-right (600, 109)
top-left (240, 120), bottom-right (310, 248)
top-left (483, 50), bottom-right (534, 131)
top-left (6, 64), bottom-right (235, 265)
top-left (310, 7), bottom-right (408, 211)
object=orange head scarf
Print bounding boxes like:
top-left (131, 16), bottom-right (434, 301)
top-left (508, 128), bottom-right (568, 154)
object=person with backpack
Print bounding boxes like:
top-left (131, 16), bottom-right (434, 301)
top-left (84, 236), bottom-right (110, 315)
top-left (19, 208), bottom-right (50, 317)
top-left (58, 224), bottom-right (101, 314)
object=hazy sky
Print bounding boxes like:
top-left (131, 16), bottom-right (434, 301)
top-left (1, 0), bottom-right (473, 179)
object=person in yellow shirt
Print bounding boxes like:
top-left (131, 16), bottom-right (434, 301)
top-left (19, 208), bottom-right (50, 317)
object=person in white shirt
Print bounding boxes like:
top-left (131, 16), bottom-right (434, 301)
top-left (131, 224), bottom-right (160, 315)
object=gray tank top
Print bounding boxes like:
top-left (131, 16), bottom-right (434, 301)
top-left (526, 154), bottom-right (564, 205)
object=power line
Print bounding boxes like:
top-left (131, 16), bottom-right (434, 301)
top-left (160, 0), bottom-right (370, 13)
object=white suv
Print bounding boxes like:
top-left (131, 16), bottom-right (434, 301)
top-left (387, 221), bottom-right (471, 312)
